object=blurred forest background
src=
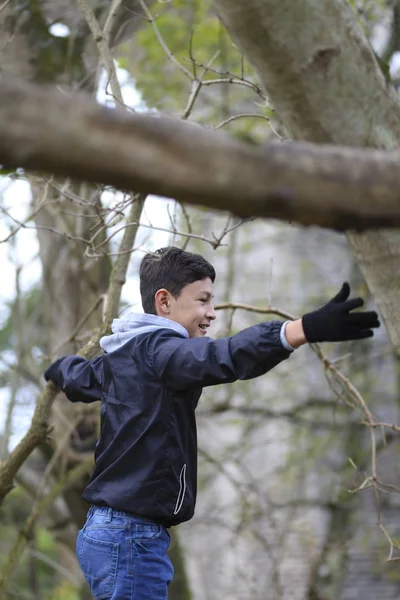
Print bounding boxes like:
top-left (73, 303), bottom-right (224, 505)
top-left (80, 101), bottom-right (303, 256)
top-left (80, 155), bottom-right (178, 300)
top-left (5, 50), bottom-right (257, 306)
top-left (1, 0), bottom-right (400, 598)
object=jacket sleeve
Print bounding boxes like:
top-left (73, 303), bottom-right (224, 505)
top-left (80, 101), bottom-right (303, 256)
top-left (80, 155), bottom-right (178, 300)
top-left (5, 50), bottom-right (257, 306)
top-left (149, 321), bottom-right (291, 391)
top-left (44, 355), bottom-right (103, 403)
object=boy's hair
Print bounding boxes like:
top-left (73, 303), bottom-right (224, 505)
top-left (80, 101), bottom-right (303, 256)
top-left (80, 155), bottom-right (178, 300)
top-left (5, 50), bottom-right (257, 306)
top-left (139, 246), bottom-right (216, 315)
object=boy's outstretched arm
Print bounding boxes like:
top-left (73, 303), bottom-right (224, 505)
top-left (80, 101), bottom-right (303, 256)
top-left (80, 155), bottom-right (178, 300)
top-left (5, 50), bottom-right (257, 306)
top-left (151, 282), bottom-right (380, 391)
top-left (286, 281), bottom-right (380, 347)
top-left (44, 355), bottom-right (103, 403)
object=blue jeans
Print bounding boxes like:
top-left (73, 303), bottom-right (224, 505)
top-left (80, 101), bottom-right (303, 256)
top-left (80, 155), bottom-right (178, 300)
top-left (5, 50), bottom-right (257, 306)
top-left (77, 506), bottom-right (174, 600)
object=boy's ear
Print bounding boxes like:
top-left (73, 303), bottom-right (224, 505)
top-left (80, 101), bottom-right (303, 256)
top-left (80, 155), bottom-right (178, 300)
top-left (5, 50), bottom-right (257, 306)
top-left (154, 289), bottom-right (171, 316)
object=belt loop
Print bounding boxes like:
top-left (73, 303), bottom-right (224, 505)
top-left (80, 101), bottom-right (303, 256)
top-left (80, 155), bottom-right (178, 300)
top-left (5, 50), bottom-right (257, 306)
top-left (105, 507), bottom-right (112, 523)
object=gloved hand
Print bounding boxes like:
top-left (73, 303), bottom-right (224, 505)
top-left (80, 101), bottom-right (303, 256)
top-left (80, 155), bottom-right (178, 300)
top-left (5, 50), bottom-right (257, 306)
top-left (302, 282), bottom-right (380, 343)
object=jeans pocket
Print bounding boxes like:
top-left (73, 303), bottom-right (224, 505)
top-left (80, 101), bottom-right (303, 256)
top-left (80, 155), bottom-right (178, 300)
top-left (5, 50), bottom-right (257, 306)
top-left (77, 529), bottom-right (119, 600)
top-left (134, 522), bottom-right (162, 541)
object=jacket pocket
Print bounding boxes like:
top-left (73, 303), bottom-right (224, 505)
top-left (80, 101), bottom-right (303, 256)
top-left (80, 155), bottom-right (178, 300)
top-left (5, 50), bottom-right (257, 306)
top-left (174, 464), bottom-right (187, 515)
top-left (77, 530), bottom-right (119, 600)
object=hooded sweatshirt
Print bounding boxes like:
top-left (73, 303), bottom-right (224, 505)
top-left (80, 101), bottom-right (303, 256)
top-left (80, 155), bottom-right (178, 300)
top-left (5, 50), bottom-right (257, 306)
top-left (44, 313), bottom-right (292, 527)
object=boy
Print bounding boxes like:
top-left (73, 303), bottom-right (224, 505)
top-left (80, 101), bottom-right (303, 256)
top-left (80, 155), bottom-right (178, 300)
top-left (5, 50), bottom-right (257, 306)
top-left (44, 246), bottom-right (380, 600)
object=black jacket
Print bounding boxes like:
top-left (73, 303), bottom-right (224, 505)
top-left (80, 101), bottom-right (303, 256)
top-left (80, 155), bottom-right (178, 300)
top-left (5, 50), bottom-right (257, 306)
top-left (44, 315), bottom-right (291, 526)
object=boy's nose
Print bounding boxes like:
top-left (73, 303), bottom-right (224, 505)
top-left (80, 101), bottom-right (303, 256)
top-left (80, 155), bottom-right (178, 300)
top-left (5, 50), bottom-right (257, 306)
top-left (207, 305), bottom-right (216, 320)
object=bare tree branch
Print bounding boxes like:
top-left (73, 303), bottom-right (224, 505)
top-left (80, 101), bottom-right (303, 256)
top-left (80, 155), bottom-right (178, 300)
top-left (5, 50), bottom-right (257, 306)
top-left (0, 455), bottom-right (94, 596)
top-left (3, 76), bottom-right (400, 230)
top-left (216, 298), bottom-right (400, 559)
top-left (137, 0), bottom-right (193, 80)
top-left (0, 194), bottom-right (144, 507)
top-left (75, 0), bottom-right (124, 106)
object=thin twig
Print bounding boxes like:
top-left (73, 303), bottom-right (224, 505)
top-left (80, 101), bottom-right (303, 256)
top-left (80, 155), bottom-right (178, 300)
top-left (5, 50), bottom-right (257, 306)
top-left (380, 524), bottom-right (400, 562)
top-left (0, 0), bottom-right (12, 11)
top-left (90, 219), bottom-right (235, 251)
top-left (42, 178), bottom-right (101, 207)
top-left (30, 549), bottom-right (80, 585)
top-left (137, 0), bottom-right (192, 80)
top-left (50, 294), bottom-right (106, 357)
top-left (215, 113), bottom-right (271, 130)
top-left (0, 31), bottom-right (15, 52)
top-left (183, 58), bottom-right (266, 99)
top-left (177, 202), bottom-right (192, 251)
top-left (0, 223), bottom-right (92, 246)
top-left (314, 343), bottom-right (377, 475)
top-left (202, 77), bottom-right (266, 97)
top-left (182, 79), bottom-right (203, 120)
top-left (360, 420), bottom-right (400, 432)
top-left (182, 50), bottom-right (220, 119)
top-left (0, 186), bottom-right (51, 243)
top-left (103, 0), bottom-right (125, 45)
top-left (188, 29), bottom-right (197, 79)
top-left (85, 244), bottom-right (144, 259)
top-left (211, 217), bottom-right (252, 249)
top-left (215, 302), bottom-right (296, 321)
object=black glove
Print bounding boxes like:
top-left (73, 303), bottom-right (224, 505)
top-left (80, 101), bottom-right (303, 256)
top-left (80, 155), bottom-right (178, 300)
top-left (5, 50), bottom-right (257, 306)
top-left (302, 282), bottom-right (380, 343)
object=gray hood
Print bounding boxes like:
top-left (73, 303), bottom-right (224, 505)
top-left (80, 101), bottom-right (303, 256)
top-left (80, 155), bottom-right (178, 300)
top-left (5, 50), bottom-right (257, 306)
top-left (100, 312), bottom-right (188, 354)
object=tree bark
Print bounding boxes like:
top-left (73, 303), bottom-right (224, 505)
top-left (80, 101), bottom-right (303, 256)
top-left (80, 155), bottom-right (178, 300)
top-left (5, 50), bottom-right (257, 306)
top-left (3, 76), bottom-right (400, 229)
top-left (212, 0), bottom-right (400, 354)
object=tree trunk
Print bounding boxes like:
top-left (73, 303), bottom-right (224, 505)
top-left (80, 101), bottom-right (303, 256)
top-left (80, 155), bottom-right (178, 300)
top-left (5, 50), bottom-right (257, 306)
top-left (213, 0), bottom-right (400, 354)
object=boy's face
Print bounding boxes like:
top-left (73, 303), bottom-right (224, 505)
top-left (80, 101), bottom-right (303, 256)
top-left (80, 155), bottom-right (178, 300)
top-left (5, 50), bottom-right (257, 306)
top-left (165, 278), bottom-right (216, 338)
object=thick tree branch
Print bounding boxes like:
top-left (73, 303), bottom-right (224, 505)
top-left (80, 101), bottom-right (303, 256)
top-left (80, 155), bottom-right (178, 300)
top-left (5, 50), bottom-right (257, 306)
top-left (3, 77), bottom-right (400, 230)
